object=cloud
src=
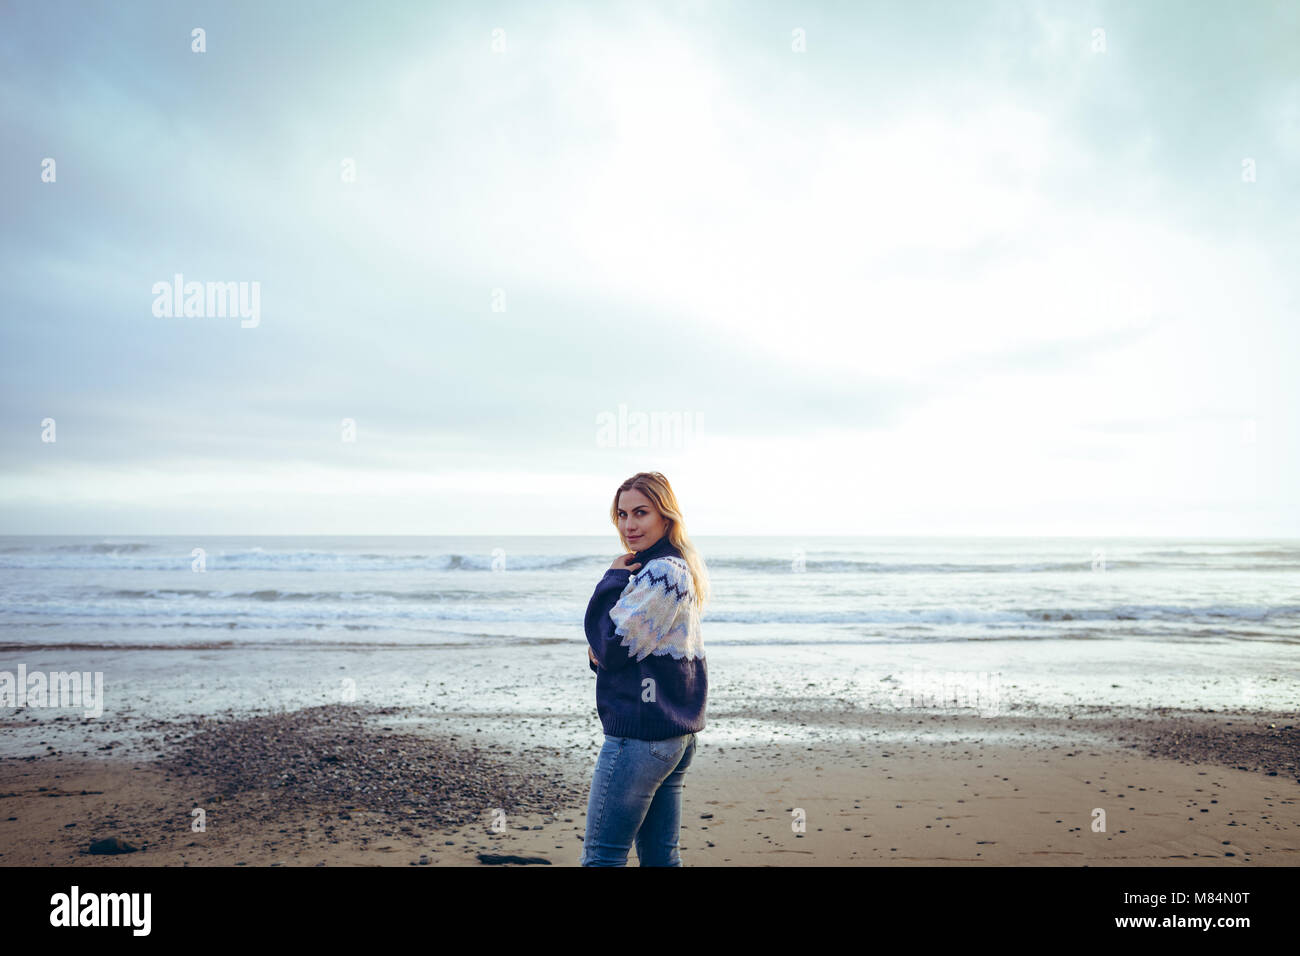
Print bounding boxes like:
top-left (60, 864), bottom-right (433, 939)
top-left (1, 0), bottom-right (1296, 533)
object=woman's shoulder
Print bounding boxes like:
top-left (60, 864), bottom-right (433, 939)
top-left (636, 554), bottom-right (692, 593)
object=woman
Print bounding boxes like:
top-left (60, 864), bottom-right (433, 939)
top-left (581, 471), bottom-right (710, 866)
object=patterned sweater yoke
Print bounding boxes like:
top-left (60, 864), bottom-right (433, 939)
top-left (611, 553), bottom-right (705, 663)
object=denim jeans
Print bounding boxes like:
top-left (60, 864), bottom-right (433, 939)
top-left (580, 732), bottom-right (697, 866)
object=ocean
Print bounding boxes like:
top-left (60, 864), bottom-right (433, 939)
top-left (1, 535), bottom-right (1296, 754)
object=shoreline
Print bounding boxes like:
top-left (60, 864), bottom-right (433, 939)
top-left (1, 702), bottom-right (1296, 866)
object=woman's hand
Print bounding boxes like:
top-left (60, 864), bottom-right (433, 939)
top-left (611, 552), bottom-right (642, 572)
top-left (588, 646), bottom-right (599, 667)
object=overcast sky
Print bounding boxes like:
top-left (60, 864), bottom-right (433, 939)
top-left (2, 0), bottom-right (1296, 536)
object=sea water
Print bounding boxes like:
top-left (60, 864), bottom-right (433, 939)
top-left (0, 535), bottom-right (1296, 754)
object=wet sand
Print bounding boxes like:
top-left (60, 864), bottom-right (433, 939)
top-left (1, 703), bottom-right (1296, 866)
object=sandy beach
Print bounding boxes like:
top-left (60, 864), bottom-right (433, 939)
top-left (2, 702), bottom-right (1295, 866)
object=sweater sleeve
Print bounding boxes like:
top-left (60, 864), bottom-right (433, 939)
top-left (606, 558), bottom-right (690, 664)
top-left (584, 568), bottom-right (633, 671)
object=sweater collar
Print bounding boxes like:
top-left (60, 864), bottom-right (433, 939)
top-left (633, 533), bottom-right (681, 564)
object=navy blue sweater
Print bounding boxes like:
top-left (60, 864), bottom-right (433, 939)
top-left (584, 534), bottom-right (707, 739)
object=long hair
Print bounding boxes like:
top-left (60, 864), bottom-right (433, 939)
top-left (609, 471), bottom-right (711, 611)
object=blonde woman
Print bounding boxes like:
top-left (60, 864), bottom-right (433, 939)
top-left (581, 471), bottom-right (710, 866)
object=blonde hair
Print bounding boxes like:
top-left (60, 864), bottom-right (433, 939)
top-left (609, 471), bottom-right (711, 611)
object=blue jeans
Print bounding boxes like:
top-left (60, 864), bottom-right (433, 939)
top-left (580, 732), bottom-right (697, 866)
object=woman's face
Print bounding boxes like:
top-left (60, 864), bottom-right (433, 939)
top-left (617, 488), bottom-right (668, 551)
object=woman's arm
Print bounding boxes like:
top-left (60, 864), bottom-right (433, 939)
top-left (584, 566), bottom-right (634, 671)
top-left (585, 553), bottom-right (642, 671)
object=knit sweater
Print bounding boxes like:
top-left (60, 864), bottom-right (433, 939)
top-left (584, 534), bottom-right (707, 740)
